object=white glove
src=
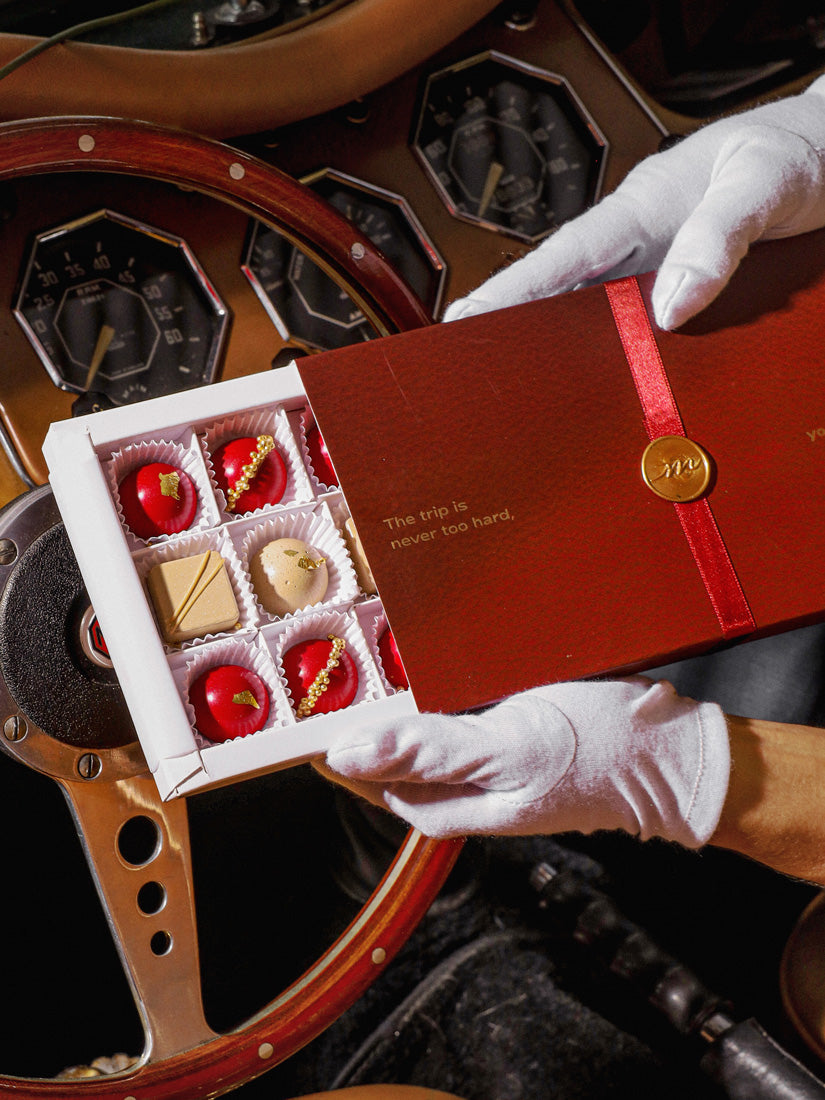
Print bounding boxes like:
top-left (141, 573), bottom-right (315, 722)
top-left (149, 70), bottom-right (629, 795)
top-left (319, 677), bottom-right (730, 846)
top-left (444, 75), bottom-right (825, 331)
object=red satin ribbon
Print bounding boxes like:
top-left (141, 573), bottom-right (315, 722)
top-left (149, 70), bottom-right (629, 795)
top-left (604, 276), bottom-right (755, 640)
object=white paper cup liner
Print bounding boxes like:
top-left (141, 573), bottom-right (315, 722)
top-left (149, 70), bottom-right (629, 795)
top-left (179, 635), bottom-right (289, 748)
top-left (364, 603), bottom-right (390, 683)
top-left (341, 515), bottom-right (378, 597)
top-left (350, 599), bottom-right (397, 696)
top-left (108, 434), bottom-right (217, 549)
top-left (239, 505), bottom-right (358, 621)
top-left (202, 407), bottom-right (313, 518)
top-left (321, 491), bottom-right (347, 527)
top-left (268, 608), bottom-right (380, 720)
top-left (135, 527), bottom-right (259, 650)
top-left (299, 407), bottom-right (339, 492)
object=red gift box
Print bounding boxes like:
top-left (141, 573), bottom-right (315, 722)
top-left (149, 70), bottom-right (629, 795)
top-left (298, 230), bottom-right (825, 715)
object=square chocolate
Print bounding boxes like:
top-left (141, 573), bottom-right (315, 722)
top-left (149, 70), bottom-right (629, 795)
top-left (147, 550), bottom-right (239, 644)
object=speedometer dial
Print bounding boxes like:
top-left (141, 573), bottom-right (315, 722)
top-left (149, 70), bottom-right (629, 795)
top-left (14, 210), bottom-right (229, 406)
top-left (413, 51), bottom-right (607, 243)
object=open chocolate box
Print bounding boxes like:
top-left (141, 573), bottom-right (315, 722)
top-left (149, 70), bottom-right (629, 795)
top-left (43, 369), bottom-right (417, 800)
top-left (43, 230), bottom-right (825, 800)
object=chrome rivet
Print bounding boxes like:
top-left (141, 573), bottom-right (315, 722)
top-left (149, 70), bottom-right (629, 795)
top-left (258, 1042), bottom-right (274, 1060)
top-left (229, 162), bottom-right (245, 180)
top-left (350, 242), bottom-right (366, 261)
top-left (371, 947), bottom-right (386, 965)
top-left (78, 134), bottom-right (95, 152)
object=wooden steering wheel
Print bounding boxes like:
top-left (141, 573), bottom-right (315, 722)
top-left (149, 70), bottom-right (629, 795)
top-left (0, 117), bottom-right (463, 1098)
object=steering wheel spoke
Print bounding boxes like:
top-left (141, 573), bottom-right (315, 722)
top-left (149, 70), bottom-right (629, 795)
top-left (60, 773), bottom-right (216, 1064)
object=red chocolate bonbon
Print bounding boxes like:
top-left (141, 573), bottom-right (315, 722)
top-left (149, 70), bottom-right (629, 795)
top-left (189, 664), bottom-right (270, 742)
top-left (282, 634), bottom-right (358, 717)
top-left (118, 462), bottom-right (197, 539)
top-left (304, 420), bottom-right (338, 488)
top-left (213, 434), bottom-right (287, 513)
top-left (377, 627), bottom-right (408, 690)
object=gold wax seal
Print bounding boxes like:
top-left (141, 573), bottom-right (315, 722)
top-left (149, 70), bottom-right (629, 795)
top-left (641, 435), bottom-right (713, 503)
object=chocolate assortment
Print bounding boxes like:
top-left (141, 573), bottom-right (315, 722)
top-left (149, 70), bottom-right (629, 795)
top-left (115, 402), bottom-right (408, 742)
top-left (44, 369), bottom-right (416, 799)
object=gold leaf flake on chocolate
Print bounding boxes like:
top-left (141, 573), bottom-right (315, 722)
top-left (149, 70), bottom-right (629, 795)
top-left (297, 553), bottom-right (325, 571)
top-left (159, 471), bottom-right (181, 499)
top-left (284, 548), bottom-right (326, 570)
top-left (232, 690), bottom-right (260, 708)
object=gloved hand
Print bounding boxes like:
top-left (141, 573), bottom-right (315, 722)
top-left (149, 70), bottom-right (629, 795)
top-left (318, 677), bottom-right (730, 845)
top-left (444, 75), bottom-right (825, 330)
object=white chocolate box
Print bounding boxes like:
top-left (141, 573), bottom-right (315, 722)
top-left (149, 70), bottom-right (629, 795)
top-left (43, 367), bottom-right (417, 800)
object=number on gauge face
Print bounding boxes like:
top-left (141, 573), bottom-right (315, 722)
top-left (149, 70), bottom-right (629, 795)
top-left (412, 51), bottom-right (608, 243)
top-left (242, 170), bottom-right (446, 349)
top-left (14, 209), bottom-right (230, 406)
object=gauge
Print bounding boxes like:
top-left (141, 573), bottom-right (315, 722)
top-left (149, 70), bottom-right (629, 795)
top-left (14, 210), bottom-right (229, 407)
top-left (242, 170), bottom-right (446, 350)
top-left (412, 51), bottom-right (607, 243)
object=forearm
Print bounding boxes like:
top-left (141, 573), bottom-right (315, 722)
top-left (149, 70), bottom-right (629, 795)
top-left (711, 715), bottom-right (825, 884)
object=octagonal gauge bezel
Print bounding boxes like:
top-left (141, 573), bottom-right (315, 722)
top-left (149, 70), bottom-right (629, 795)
top-left (13, 208), bottom-right (230, 404)
top-left (411, 50), bottom-right (609, 244)
top-left (242, 169), bottom-right (446, 350)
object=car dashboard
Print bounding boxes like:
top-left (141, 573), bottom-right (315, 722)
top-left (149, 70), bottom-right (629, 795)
top-left (0, 0), bottom-right (718, 504)
top-left (1, 1), bottom-right (825, 1096)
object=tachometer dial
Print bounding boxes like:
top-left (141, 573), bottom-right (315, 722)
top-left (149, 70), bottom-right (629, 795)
top-left (413, 51), bottom-right (607, 243)
top-left (243, 170), bottom-right (446, 350)
top-left (14, 210), bottom-right (229, 406)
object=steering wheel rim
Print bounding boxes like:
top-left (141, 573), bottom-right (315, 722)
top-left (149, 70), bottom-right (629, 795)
top-left (0, 115), bottom-right (432, 336)
top-left (0, 117), bottom-right (463, 1097)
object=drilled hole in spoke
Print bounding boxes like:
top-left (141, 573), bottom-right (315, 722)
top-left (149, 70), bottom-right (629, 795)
top-left (150, 930), bottom-right (173, 957)
top-left (118, 815), bottom-right (161, 867)
top-left (137, 880), bottom-right (166, 915)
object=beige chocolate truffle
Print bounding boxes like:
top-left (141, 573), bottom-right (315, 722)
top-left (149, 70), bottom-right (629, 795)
top-left (148, 550), bottom-right (239, 643)
top-left (250, 537), bottom-right (329, 616)
top-left (343, 517), bottom-right (377, 596)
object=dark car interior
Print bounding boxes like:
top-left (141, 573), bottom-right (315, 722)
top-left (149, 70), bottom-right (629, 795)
top-left (1, 2), bottom-right (825, 1098)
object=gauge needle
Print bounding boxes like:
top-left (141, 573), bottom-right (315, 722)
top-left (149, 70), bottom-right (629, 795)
top-left (478, 161), bottom-right (504, 218)
top-left (84, 324), bottom-right (116, 391)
